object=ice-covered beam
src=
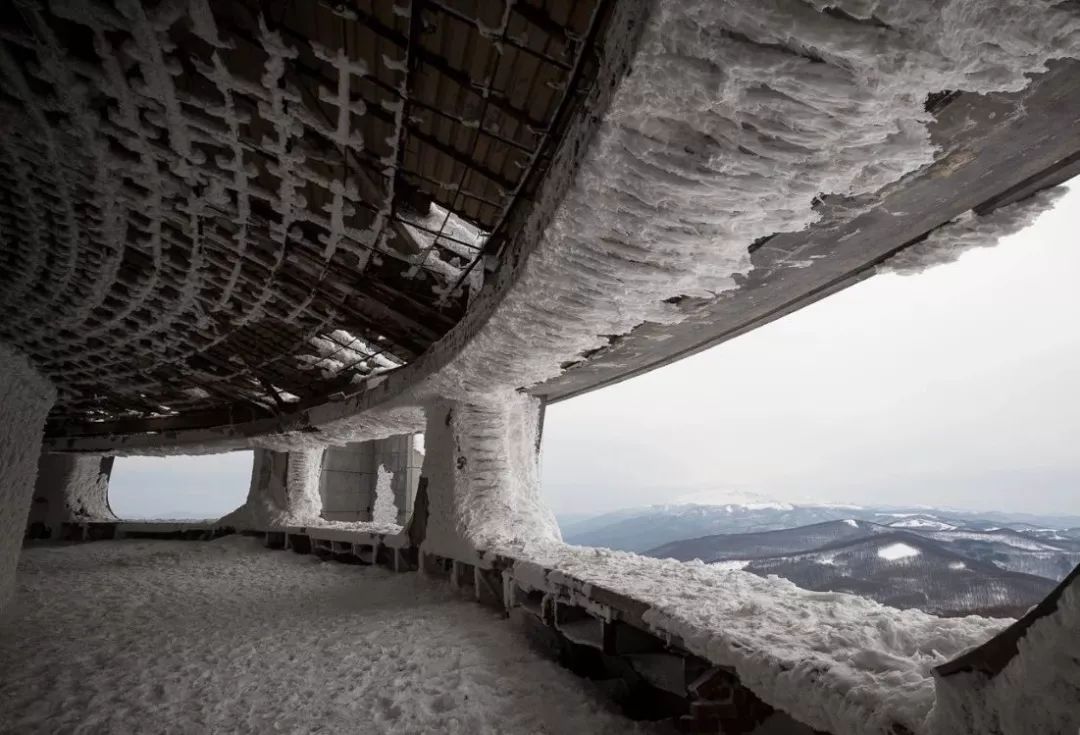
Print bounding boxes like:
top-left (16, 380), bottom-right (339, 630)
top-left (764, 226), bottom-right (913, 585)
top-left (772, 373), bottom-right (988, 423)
top-left (25, 454), bottom-right (115, 538)
top-left (219, 448), bottom-right (325, 528)
top-left (418, 392), bottom-right (559, 560)
top-left (0, 343), bottom-right (55, 614)
top-left (320, 434), bottom-right (422, 525)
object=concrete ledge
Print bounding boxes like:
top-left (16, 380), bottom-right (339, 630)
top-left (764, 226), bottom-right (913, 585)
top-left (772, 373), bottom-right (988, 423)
top-left (48, 521), bottom-right (234, 542)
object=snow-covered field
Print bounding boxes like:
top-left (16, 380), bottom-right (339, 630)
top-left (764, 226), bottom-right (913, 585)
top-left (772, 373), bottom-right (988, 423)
top-left (0, 539), bottom-right (666, 734)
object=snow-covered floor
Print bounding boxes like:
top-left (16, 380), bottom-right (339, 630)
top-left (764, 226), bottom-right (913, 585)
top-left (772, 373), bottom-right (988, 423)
top-left (0, 539), bottom-right (666, 734)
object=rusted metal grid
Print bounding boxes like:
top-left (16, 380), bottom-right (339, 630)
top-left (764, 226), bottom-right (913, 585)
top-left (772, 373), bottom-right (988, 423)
top-left (0, 0), bottom-right (605, 436)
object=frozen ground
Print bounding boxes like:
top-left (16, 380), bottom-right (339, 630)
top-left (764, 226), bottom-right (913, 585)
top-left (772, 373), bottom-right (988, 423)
top-left (0, 538), bottom-right (666, 735)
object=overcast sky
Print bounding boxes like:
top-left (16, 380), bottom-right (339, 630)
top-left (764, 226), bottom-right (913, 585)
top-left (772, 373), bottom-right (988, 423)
top-left (543, 183), bottom-right (1080, 516)
top-left (112, 183), bottom-right (1079, 519)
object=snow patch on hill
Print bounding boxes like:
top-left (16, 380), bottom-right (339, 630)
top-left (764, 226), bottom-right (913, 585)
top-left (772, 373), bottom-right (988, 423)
top-left (879, 542), bottom-right (922, 561)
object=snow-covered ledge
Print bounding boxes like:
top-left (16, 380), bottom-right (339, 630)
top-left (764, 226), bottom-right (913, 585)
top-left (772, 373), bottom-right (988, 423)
top-left (26, 454), bottom-right (115, 537)
top-left (220, 449), bottom-right (325, 529)
top-left (419, 392), bottom-right (560, 561)
top-left (0, 343), bottom-right (56, 615)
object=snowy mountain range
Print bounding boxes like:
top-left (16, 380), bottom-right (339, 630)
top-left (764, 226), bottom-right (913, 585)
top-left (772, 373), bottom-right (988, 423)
top-left (731, 531), bottom-right (1056, 618)
top-left (560, 499), bottom-right (1080, 554)
top-left (631, 515), bottom-right (1080, 617)
top-left (558, 499), bottom-right (1080, 616)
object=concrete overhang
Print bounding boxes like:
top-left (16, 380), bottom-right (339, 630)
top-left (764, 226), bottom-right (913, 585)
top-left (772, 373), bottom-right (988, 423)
top-left (39, 24), bottom-right (1080, 455)
top-left (530, 60), bottom-right (1080, 404)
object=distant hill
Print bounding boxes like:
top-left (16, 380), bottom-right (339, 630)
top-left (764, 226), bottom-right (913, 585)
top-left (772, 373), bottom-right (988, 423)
top-left (564, 500), bottom-right (1080, 555)
top-left (739, 532), bottom-right (1055, 618)
top-left (910, 528), bottom-right (1080, 581)
top-left (647, 519), bottom-right (880, 562)
top-left (884, 515), bottom-right (961, 531)
top-left (639, 512), bottom-right (1080, 617)
top-left (562, 504), bottom-right (875, 553)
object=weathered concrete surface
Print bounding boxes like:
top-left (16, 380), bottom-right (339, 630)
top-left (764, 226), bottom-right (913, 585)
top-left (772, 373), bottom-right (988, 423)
top-left (0, 343), bottom-right (55, 614)
top-left (220, 449), bottom-right (325, 529)
top-left (419, 393), bottom-right (559, 561)
top-left (40, 0), bottom-right (655, 456)
top-left (320, 435), bottom-right (422, 524)
top-left (25, 454), bottom-right (115, 538)
top-left (532, 60), bottom-right (1080, 403)
top-left (931, 563), bottom-right (1080, 734)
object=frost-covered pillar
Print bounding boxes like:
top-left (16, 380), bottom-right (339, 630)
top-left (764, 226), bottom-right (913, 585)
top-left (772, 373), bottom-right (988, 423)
top-left (0, 343), bottom-right (56, 614)
top-left (418, 392), bottom-right (560, 560)
top-left (219, 448), bottom-right (324, 529)
top-left (25, 453), bottom-right (115, 538)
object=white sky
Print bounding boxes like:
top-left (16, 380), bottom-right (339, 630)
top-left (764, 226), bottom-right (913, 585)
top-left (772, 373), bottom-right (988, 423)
top-left (542, 183), bottom-right (1080, 516)
top-left (110, 451), bottom-right (251, 519)
top-left (112, 184), bottom-right (1079, 520)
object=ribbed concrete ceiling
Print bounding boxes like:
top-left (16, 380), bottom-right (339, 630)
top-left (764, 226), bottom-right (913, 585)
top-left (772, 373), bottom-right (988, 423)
top-left (0, 0), bottom-right (607, 437)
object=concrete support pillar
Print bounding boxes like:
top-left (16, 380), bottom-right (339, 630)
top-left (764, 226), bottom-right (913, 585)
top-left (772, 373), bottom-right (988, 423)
top-left (418, 391), bottom-right (560, 560)
top-left (319, 434), bottom-right (423, 524)
top-left (0, 343), bottom-right (55, 614)
top-left (219, 448), bottom-right (324, 529)
top-left (25, 454), bottom-right (115, 538)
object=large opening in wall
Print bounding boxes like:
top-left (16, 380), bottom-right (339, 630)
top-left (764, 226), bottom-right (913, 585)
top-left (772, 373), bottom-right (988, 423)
top-left (542, 181), bottom-right (1080, 620)
top-left (109, 452), bottom-right (253, 520)
top-left (317, 433), bottom-right (425, 528)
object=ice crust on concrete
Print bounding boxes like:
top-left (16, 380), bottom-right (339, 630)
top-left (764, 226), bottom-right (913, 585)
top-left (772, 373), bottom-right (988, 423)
top-left (878, 188), bottom-right (1066, 275)
top-left (420, 0), bottom-right (1080, 405)
top-left (371, 464), bottom-right (398, 526)
top-left (0, 343), bottom-right (55, 615)
top-left (420, 393), bottom-right (560, 560)
top-left (510, 543), bottom-right (1008, 735)
top-left (377, 0), bottom-right (1080, 559)
top-left (32, 454), bottom-right (115, 530)
top-left (929, 574), bottom-right (1080, 735)
top-left (0, 540), bottom-right (663, 734)
top-left (220, 449), bottom-right (324, 528)
top-left (60, 0), bottom-right (1080, 460)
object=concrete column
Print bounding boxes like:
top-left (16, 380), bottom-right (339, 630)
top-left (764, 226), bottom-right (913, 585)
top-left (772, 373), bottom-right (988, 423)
top-left (0, 343), bottom-right (56, 614)
top-left (219, 448), bottom-right (324, 529)
top-left (418, 392), bottom-right (560, 560)
top-left (26, 454), bottom-right (116, 538)
top-left (395, 434), bottom-right (424, 525)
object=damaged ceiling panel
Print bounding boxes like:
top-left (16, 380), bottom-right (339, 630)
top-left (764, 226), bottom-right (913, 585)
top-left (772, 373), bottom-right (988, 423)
top-left (0, 0), bottom-right (608, 436)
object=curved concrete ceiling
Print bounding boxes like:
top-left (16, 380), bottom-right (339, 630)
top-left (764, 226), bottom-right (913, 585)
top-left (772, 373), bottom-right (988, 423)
top-left (0, 0), bottom-right (618, 438)
top-left (28, 1), bottom-right (1080, 455)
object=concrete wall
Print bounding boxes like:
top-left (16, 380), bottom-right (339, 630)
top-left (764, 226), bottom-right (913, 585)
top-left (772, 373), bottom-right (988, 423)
top-left (0, 343), bottom-right (55, 615)
top-left (25, 454), bottom-right (115, 538)
top-left (320, 434), bottom-right (422, 525)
